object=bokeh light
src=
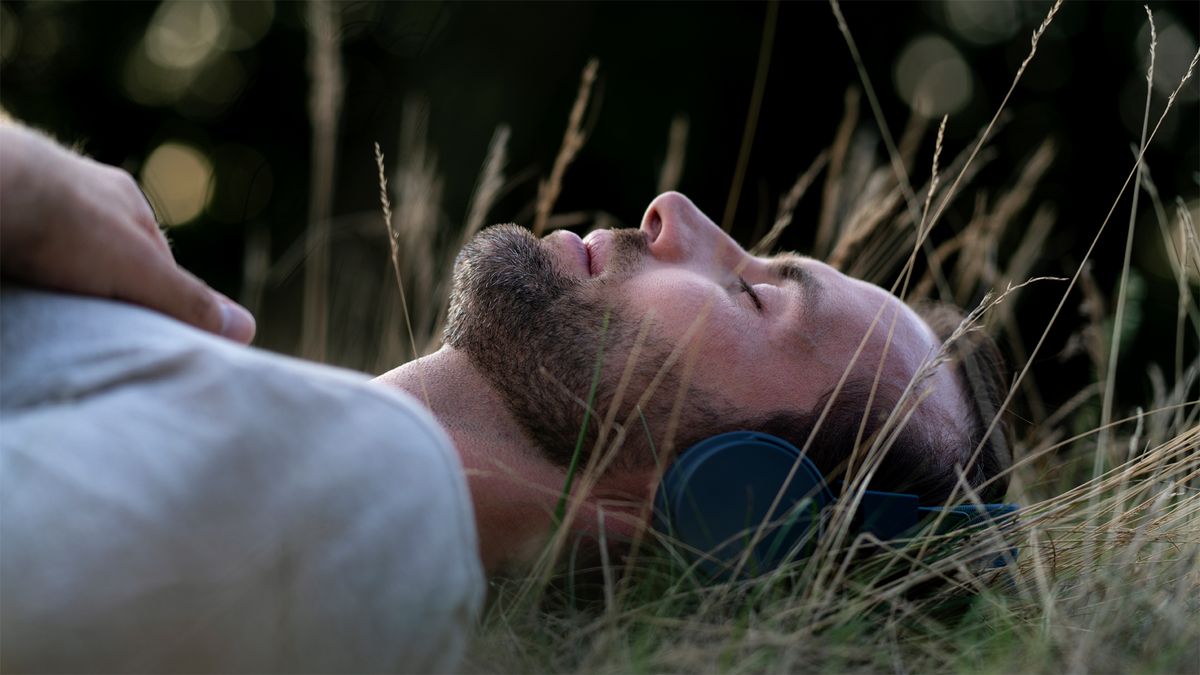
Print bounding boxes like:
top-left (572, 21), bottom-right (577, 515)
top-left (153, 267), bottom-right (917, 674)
top-left (145, 0), bottom-right (227, 70)
top-left (17, 5), bottom-right (60, 67)
top-left (123, 52), bottom-right (190, 105)
top-left (0, 4), bottom-right (20, 65)
top-left (1139, 198), bottom-right (1200, 285)
top-left (122, 0), bottom-right (271, 109)
top-left (1138, 17), bottom-right (1200, 104)
top-left (185, 52), bottom-right (248, 117)
top-left (894, 35), bottom-right (974, 118)
top-left (1119, 75), bottom-right (1179, 142)
top-left (123, 0), bottom-right (227, 106)
top-left (943, 0), bottom-right (1018, 46)
top-left (140, 142), bottom-right (214, 227)
top-left (1174, 199), bottom-right (1200, 284)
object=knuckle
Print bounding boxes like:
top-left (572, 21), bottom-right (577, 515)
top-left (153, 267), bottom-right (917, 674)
top-left (108, 167), bottom-right (158, 224)
top-left (107, 167), bottom-right (139, 198)
top-left (108, 165), bottom-right (138, 188)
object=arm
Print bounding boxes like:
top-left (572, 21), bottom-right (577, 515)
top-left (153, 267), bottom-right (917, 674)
top-left (0, 121), bottom-right (254, 343)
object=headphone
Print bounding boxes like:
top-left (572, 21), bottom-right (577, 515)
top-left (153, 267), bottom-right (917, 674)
top-left (653, 431), bottom-right (1019, 580)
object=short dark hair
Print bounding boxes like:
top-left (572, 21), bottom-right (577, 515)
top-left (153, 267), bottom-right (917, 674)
top-left (914, 301), bottom-right (1012, 502)
top-left (703, 302), bottom-right (1012, 505)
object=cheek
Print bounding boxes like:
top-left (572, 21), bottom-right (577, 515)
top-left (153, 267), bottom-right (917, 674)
top-left (810, 300), bottom-right (933, 393)
top-left (618, 277), bottom-right (807, 406)
top-left (614, 274), bottom-right (750, 360)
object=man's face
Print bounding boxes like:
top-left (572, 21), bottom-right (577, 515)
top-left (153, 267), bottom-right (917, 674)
top-left (445, 191), bottom-right (968, 463)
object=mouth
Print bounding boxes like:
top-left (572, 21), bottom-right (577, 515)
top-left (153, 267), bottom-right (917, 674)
top-left (543, 230), bottom-right (593, 278)
top-left (542, 227), bottom-right (628, 279)
top-left (583, 229), bottom-right (612, 276)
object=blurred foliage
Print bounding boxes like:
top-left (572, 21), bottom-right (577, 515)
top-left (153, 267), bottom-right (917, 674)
top-left (1, 0), bottom-right (1197, 416)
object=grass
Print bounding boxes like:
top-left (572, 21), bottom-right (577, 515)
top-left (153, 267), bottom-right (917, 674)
top-left (300, 2), bottom-right (1200, 672)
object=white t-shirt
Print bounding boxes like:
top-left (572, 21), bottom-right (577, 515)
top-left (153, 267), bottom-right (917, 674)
top-left (0, 288), bottom-right (484, 673)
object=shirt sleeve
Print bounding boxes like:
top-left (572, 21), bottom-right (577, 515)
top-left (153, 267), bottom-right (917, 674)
top-left (0, 288), bottom-right (484, 673)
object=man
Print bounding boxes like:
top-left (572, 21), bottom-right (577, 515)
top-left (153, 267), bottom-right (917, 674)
top-left (381, 191), bottom-right (1012, 570)
top-left (0, 123), bottom-right (1010, 671)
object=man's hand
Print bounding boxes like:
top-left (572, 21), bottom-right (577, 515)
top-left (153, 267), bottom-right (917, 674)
top-left (0, 125), bottom-right (255, 343)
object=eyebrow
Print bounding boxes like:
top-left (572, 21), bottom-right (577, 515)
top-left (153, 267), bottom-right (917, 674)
top-left (768, 258), bottom-right (823, 313)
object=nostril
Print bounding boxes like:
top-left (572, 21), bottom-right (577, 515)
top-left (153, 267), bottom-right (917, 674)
top-left (644, 208), bottom-right (663, 243)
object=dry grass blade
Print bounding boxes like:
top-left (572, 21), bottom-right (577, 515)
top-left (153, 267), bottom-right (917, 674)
top-left (464, 125), bottom-right (511, 241)
top-left (961, 41), bottom-right (1200, 519)
top-left (300, 0), bottom-right (344, 362)
top-left (533, 58), bottom-right (600, 236)
top-left (993, 205), bottom-right (1057, 421)
top-left (828, 180), bottom-right (902, 272)
top-left (815, 86), bottom-right (861, 257)
top-left (1140, 170), bottom-right (1200, 339)
top-left (275, 5), bottom-right (1199, 672)
top-left (831, 0), bottom-right (1063, 321)
top-left (374, 142), bottom-right (428, 407)
top-left (239, 224), bottom-right (270, 321)
top-left (1097, 5), bottom-right (1158, 470)
top-left (830, 116), bottom-right (1003, 286)
top-left (393, 100), bottom-right (442, 352)
top-left (827, 0), bottom-right (924, 231)
top-left (657, 114), bottom-right (689, 194)
top-left (924, 0), bottom-right (1064, 235)
top-left (919, 115), bottom-right (947, 231)
top-left (1177, 201), bottom-right (1199, 387)
top-left (425, 125), bottom-right (513, 351)
top-left (1178, 196), bottom-right (1200, 275)
top-left (952, 140), bottom-right (1056, 305)
top-left (721, 0), bottom-right (779, 233)
top-left (751, 150), bottom-right (829, 255)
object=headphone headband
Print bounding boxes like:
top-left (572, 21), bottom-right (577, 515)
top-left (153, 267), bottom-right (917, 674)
top-left (653, 431), bottom-right (1018, 580)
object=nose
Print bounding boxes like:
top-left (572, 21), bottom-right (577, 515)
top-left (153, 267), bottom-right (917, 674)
top-left (641, 191), bottom-right (725, 265)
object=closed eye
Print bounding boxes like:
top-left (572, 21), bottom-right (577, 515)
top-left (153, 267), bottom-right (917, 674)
top-left (738, 276), bottom-right (763, 312)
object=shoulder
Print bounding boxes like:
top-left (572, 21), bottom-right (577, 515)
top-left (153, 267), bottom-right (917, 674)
top-left (0, 287), bottom-right (483, 671)
top-left (1, 288), bottom-right (477, 551)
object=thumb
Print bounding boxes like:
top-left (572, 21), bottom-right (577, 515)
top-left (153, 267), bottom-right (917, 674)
top-left (212, 290), bottom-right (257, 344)
top-left (213, 293), bottom-right (257, 344)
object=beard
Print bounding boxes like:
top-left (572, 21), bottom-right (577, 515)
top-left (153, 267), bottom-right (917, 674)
top-left (444, 224), bottom-right (709, 468)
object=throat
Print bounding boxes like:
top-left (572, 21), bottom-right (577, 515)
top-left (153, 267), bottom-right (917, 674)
top-left (374, 346), bottom-right (563, 574)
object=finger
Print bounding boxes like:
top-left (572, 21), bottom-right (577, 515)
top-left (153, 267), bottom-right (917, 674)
top-left (145, 220), bottom-right (173, 257)
top-left (131, 183), bottom-right (173, 257)
top-left (109, 240), bottom-right (255, 344)
top-left (209, 289), bottom-right (257, 344)
top-left (215, 295), bottom-right (256, 344)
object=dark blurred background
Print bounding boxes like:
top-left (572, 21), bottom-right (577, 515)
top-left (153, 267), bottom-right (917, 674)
top-left (1, 0), bottom-right (1197, 424)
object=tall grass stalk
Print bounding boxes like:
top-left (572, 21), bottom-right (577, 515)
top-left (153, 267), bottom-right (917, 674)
top-left (300, 0), bottom-right (343, 362)
top-left (657, 114), bottom-right (690, 195)
top-left (1098, 5), bottom-right (1158, 475)
top-left (374, 142), bottom-right (428, 407)
top-left (554, 311), bottom-right (611, 526)
top-left (721, 0), bottom-right (779, 233)
top-left (534, 59), bottom-right (600, 236)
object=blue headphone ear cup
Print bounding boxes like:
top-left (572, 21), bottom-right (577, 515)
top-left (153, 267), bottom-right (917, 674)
top-left (654, 432), bottom-right (834, 580)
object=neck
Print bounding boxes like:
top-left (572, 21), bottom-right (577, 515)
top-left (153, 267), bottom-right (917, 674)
top-left (375, 346), bottom-right (564, 575)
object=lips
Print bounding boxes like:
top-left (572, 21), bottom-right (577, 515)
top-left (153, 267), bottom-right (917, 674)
top-left (541, 230), bottom-right (590, 278)
top-left (583, 229), bottom-right (611, 276)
